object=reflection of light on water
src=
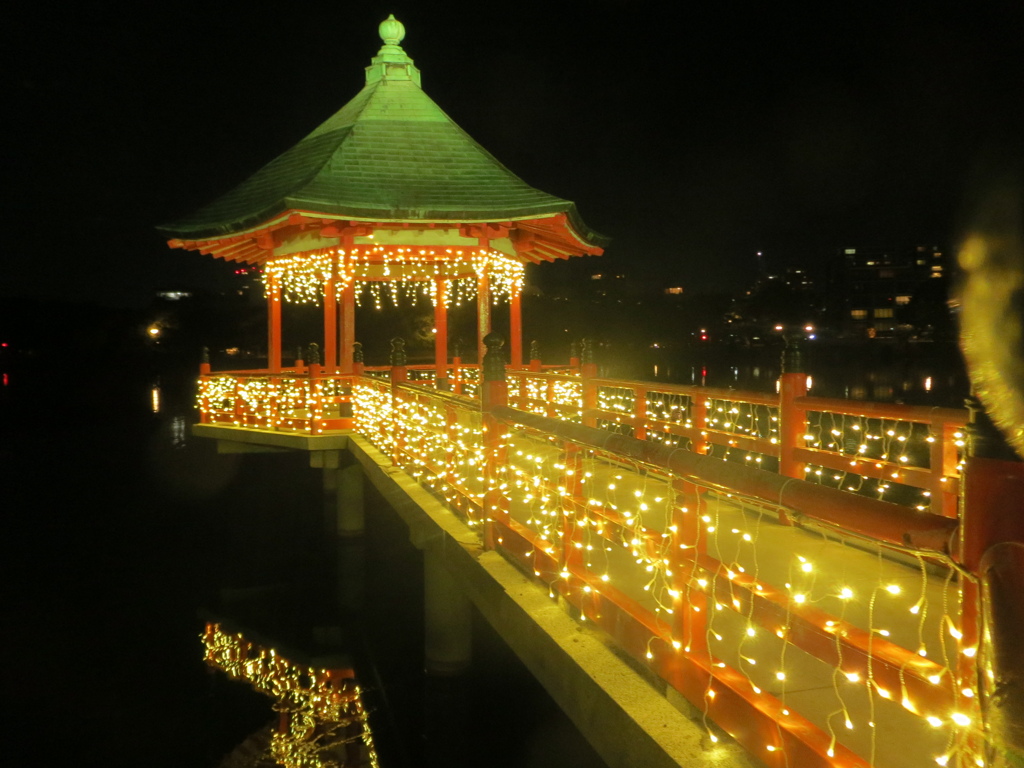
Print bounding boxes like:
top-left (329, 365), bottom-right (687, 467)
top-left (653, 364), bottom-right (659, 377)
top-left (925, 376), bottom-right (933, 392)
top-left (171, 416), bottom-right (187, 447)
top-left (2, 373), bottom-right (7, 386)
top-left (806, 376), bottom-right (813, 390)
top-left (151, 386), bottom-right (161, 413)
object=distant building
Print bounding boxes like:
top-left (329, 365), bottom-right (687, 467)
top-left (837, 245), bottom-right (946, 337)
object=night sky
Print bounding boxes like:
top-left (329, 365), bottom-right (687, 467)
top-left (6, 2), bottom-right (1023, 305)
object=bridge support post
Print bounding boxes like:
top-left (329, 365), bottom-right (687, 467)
top-left (313, 450), bottom-right (366, 612)
top-left (423, 543), bottom-right (473, 675)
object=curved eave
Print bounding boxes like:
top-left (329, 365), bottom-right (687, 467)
top-left (157, 198), bottom-right (581, 243)
top-left (168, 208), bottom-right (607, 266)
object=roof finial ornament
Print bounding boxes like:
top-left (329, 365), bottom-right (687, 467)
top-left (379, 14), bottom-right (405, 47)
top-left (367, 14), bottom-right (419, 85)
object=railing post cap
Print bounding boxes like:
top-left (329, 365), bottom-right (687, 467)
top-left (781, 330), bottom-right (805, 374)
top-left (390, 337), bottom-right (407, 367)
top-left (483, 332), bottom-right (506, 381)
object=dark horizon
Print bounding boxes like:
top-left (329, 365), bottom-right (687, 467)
top-left (6, 4), bottom-right (1022, 307)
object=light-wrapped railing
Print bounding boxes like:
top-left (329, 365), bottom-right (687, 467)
top-left (195, 352), bottom-right (1013, 767)
top-left (507, 370), bottom-right (966, 519)
top-left (198, 365), bottom-right (355, 434)
top-left (483, 405), bottom-right (973, 768)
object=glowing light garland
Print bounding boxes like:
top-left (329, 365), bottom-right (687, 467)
top-left (197, 368), bottom-right (979, 767)
top-left (261, 247), bottom-right (524, 307)
top-left (201, 623), bottom-right (379, 768)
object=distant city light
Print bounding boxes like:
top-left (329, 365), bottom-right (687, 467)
top-left (147, 324), bottom-right (161, 338)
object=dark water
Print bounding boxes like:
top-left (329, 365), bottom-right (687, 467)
top-left (604, 340), bottom-right (970, 408)
top-left (1, 355), bottom-right (606, 768)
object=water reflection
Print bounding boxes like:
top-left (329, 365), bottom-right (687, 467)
top-left (170, 416), bottom-right (187, 448)
top-left (150, 385), bottom-right (161, 413)
top-left (641, 346), bottom-right (967, 406)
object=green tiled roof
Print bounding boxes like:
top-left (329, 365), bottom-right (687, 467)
top-left (160, 20), bottom-right (598, 243)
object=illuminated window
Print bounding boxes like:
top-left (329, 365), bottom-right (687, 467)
top-left (851, 309), bottom-right (867, 319)
top-left (664, 287), bottom-right (684, 295)
top-left (874, 308), bottom-right (894, 318)
top-left (895, 295), bottom-right (911, 305)
top-left (591, 274), bottom-right (603, 280)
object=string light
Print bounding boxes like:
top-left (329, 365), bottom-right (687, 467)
top-left (261, 247), bottom-right (523, 307)
top-left (201, 623), bottom-right (380, 768)
top-left (197, 360), bottom-right (979, 767)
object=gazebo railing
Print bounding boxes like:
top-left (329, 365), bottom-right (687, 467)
top-left (192, 345), bottom-right (1024, 767)
top-left (345, 363), bottom-right (986, 768)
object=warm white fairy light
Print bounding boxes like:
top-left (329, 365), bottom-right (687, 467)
top-left (201, 623), bottom-right (380, 768)
top-left (260, 246), bottom-right (523, 307)
top-left (195, 356), bottom-right (981, 768)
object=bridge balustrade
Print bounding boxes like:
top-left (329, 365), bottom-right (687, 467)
top-left (194, 360), bottom-right (999, 768)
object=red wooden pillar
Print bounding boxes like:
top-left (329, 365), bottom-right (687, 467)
top-left (434, 277), bottom-right (449, 387)
top-left (510, 288), bottom-right (523, 369)
top-left (477, 238), bottom-right (491, 364)
top-left (323, 252), bottom-right (338, 370)
top-left (339, 235), bottom-right (356, 375)
top-left (267, 273), bottom-right (282, 373)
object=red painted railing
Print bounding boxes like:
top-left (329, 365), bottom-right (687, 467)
top-left (195, 358), bottom-right (1022, 768)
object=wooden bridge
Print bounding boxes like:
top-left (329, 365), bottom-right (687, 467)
top-left (191, 336), bottom-right (1024, 768)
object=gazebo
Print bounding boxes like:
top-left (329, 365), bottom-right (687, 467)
top-left (159, 14), bottom-right (606, 382)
